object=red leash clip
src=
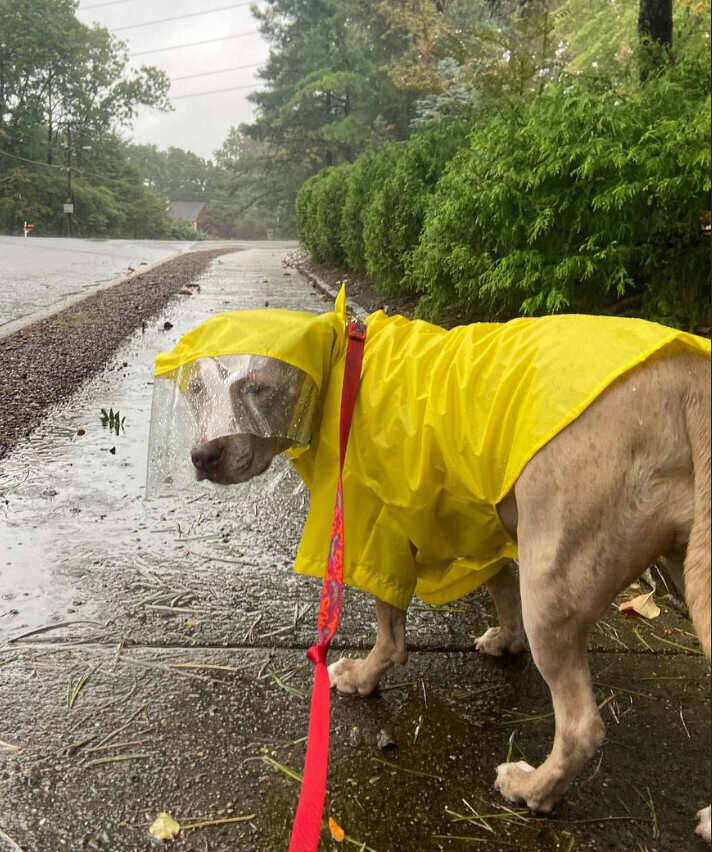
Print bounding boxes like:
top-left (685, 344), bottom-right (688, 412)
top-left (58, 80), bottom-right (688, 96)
top-left (288, 319), bottom-right (366, 852)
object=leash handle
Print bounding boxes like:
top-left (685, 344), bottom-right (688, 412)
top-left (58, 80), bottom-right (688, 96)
top-left (288, 318), bottom-right (366, 852)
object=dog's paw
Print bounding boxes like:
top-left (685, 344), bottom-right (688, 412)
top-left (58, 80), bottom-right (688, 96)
top-left (475, 626), bottom-right (526, 657)
top-left (495, 761), bottom-right (554, 813)
top-left (696, 805), bottom-right (711, 844)
top-left (327, 656), bottom-right (378, 697)
top-left (494, 761), bottom-right (535, 803)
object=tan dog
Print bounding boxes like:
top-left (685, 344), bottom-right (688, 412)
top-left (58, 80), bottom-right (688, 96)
top-left (190, 341), bottom-right (710, 842)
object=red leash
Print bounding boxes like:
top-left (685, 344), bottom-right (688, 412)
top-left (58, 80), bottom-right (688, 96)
top-left (288, 318), bottom-right (367, 851)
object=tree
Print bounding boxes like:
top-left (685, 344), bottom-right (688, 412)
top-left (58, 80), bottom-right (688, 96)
top-left (208, 128), bottom-right (287, 237)
top-left (0, 156), bottom-right (171, 238)
top-left (0, 0), bottom-right (170, 163)
top-left (248, 0), bottom-right (414, 160)
top-left (230, 0), bottom-right (420, 229)
top-left (638, 0), bottom-right (673, 49)
top-left (126, 144), bottom-right (216, 200)
top-left (0, 0), bottom-right (172, 236)
top-left (379, 0), bottom-right (564, 115)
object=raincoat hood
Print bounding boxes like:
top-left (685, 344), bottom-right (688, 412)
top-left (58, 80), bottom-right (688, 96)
top-left (150, 291), bottom-right (710, 612)
top-left (146, 290), bottom-right (348, 496)
top-left (154, 288), bottom-right (348, 391)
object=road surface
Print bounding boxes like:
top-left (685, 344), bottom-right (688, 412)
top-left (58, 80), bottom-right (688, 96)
top-left (0, 236), bottom-right (296, 330)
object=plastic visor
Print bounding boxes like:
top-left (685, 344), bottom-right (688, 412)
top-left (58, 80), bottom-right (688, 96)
top-left (145, 354), bottom-right (318, 497)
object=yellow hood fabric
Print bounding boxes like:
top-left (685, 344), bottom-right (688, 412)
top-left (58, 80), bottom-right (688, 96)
top-left (155, 293), bottom-right (710, 611)
top-left (154, 288), bottom-right (349, 388)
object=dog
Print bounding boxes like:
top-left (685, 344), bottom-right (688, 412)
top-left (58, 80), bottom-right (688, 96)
top-left (184, 309), bottom-right (710, 841)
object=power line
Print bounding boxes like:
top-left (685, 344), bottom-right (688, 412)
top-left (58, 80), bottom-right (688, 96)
top-left (81, 0), bottom-right (145, 9)
top-left (0, 147), bottom-right (147, 191)
top-left (172, 83), bottom-right (265, 99)
top-left (113, 2), bottom-right (255, 32)
top-left (170, 62), bottom-right (262, 82)
top-left (0, 148), bottom-right (66, 170)
top-left (130, 31), bottom-right (259, 57)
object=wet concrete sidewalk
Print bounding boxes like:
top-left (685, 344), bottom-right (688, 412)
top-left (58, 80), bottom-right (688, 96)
top-left (0, 248), bottom-right (709, 851)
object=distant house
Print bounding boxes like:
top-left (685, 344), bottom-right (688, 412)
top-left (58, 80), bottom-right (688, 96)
top-left (168, 201), bottom-right (208, 232)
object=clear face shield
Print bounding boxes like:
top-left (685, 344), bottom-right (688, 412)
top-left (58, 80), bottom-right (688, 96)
top-left (146, 354), bottom-right (318, 497)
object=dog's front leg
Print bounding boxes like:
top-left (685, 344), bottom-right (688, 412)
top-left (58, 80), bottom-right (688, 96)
top-left (328, 597), bottom-right (407, 696)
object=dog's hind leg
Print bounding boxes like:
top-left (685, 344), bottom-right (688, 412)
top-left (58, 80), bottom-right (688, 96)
top-left (475, 561), bottom-right (527, 656)
top-left (683, 381), bottom-right (711, 661)
top-left (493, 539), bottom-right (605, 812)
top-left (494, 350), bottom-right (710, 823)
top-left (684, 374), bottom-right (711, 843)
top-left (328, 597), bottom-right (407, 696)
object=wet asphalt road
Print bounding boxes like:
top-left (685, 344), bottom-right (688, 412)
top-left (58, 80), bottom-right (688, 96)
top-left (0, 237), bottom-right (297, 331)
top-left (0, 237), bottom-right (194, 328)
top-left (0, 247), bottom-right (709, 851)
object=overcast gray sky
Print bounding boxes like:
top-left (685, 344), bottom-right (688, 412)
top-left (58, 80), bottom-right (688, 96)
top-left (75, 0), bottom-right (270, 160)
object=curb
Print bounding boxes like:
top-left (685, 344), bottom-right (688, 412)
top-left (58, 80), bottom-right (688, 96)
top-left (0, 251), bottom-right (188, 341)
top-left (292, 261), bottom-right (368, 321)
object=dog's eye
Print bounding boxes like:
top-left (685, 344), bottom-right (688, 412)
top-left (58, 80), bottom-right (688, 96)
top-left (187, 379), bottom-right (204, 396)
top-left (245, 382), bottom-right (268, 396)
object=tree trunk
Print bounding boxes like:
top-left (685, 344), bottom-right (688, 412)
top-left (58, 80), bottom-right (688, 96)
top-left (325, 89), bottom-right (334, 166)
top-left (638, 0), bottom-right (673, 81)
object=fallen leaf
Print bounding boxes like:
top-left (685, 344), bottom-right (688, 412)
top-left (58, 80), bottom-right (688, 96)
top-left (185, 619), bottom-right (200, 628)
top-left (328, 816), bottom-right (345, 842)
top-left (149, 812), bottom-right (181, 840)
top-left (618, 591), bottom-right (660, 619)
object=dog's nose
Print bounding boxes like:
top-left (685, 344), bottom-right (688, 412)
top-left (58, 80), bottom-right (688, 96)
top-left (191, 442), bottom-right (223, 476)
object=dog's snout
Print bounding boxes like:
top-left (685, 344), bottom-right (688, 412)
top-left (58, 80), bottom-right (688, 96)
top-left (191, 442), bottom-right (224, 476)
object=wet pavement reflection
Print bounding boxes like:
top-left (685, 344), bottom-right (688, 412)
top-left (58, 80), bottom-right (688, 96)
top-left (0, 248), bottom-right (325, 642)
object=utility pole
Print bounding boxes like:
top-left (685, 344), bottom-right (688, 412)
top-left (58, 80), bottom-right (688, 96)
top-left (64, 123), bottom-right (74, 237)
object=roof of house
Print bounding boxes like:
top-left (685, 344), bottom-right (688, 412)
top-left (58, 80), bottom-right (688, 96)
top-left (168, 201), bottom-right (206, 221)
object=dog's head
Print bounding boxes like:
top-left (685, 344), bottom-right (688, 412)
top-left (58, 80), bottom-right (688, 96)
top-left (186, 355), bottom-right (315, 485)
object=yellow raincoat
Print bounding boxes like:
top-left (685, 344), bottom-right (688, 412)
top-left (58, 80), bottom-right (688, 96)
top-left (156, 290), bottom-right (710, 610)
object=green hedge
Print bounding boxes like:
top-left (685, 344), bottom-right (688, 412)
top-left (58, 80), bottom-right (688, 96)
top-left (362, 121), bottom-right (468, 295)
top-left (340, 148), bottom-right (399, 271)
top-left (410, 66), bottom-right (710, 328)
top-left (296, 56), bottom-right (710, 329)
top-left (297, 123), bottom-right (467, 291)
top-left (295, 163), bottom-right (351, 264)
